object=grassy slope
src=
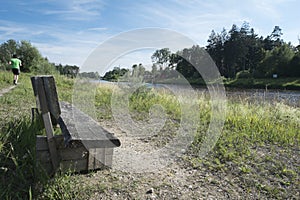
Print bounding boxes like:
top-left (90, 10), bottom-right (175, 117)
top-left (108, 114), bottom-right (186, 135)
top-left (225, 77), bottom-right (300, 90)
top-left (154, 77), bottom-right (300, 90)
top-left (0, 72), bottom-right (299, 199)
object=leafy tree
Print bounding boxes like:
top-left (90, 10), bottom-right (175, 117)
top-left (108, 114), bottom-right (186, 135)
top-left (175, 45), bottom-right (206, 79)
top-left (63, 65), bottom-right (79, 78)
top-left (0, 39), bottom-right (18, 70)
top-left (151, 48), bottom-right (171, 69)
top-left (55, 64), bottom-right (64, 74)
top-left (259, 43), bottom-right (294, 77)
top-left (18, 40), bottom-right (44, 72)
top-left (102, 67), bottom-right (129, 81)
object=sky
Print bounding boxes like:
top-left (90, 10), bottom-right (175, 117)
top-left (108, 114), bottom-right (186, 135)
top-left (1, 0), bottom-right (300, 72)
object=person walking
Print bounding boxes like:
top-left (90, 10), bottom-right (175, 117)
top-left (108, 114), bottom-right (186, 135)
top-left (9, 54), bottom-right (22, 85)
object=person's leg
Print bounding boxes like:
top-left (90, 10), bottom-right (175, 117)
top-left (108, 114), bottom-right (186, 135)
top-left (12, 69), bottom-right (19, 85)
top-left (12, 71), bottom-right (16, 84)
top-left (15, 74), bottom-right (19, 84)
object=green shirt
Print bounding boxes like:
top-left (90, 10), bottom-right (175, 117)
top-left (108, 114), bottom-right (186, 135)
top-left (10, 58), bottom-right (21, 69)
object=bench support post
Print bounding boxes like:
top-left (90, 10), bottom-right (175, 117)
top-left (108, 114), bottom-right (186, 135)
top-left (42, 112), bottom-right (59, 171)
top-left (32, 76), bottom-right (60, 173)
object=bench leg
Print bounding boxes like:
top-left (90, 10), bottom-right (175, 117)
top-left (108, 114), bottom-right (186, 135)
top-left (42, 112), bottom-right (60, 173)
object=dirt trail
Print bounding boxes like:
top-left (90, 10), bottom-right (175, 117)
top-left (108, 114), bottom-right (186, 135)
top-left (0, 85), bottom-right (16, 97)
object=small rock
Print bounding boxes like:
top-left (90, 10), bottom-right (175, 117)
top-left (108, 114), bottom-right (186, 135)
top-left (146, 188), bottom-right (154, 194)
top-left (188, 185), bottom-right (193, 189)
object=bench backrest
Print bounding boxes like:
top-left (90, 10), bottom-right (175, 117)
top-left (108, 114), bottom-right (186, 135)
top-left (31, 75), bottom-right (61, 124)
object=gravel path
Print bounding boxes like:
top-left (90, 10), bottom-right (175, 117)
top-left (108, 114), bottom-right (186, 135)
top-left (80, 119), bottom-right (299, 199)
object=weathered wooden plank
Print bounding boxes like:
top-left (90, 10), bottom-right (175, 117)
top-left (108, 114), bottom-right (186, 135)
top-left (88, 149), bottom-right (105, 170)
top-left (101, 148), bottom-right (113, 167)
top-left (37, 135), bottom-right (88, 161)
top-left (88, 148), bottom-right (113, 169)
top-left (60, 101), bottom-right (121, 147)
top-left (60, 159), bottom-right (88, 172)
top-left (36, 78), bottom-right (49, 114)
top-left (36, 135), bottom-right (50, 151)
top-left (60, 147), bottom-right (88, 161)
top-left (36, 150), bottom-right (51, 163)
top-left (80, 139), bottom-right (120, 148)
top-left (104, 154), bottom-right (113, 167)
top-left (42, 112), bottom-right (60, 170)
top-left (31, 75), bottom-right (61, 124)
top-left (43, 76), bottom-right (61, 120)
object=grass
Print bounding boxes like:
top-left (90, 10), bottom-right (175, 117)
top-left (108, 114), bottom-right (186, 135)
top-left (0, 71), bottom-right (299, 199)
top-left (0, 70), bottom-right (12, 89)
top-left (190, 100), bottom-right (299, 198)
top-left (0, 117), bottom-right (45, 199)
top-left (151, 76), bottom-right (300, 90)
top-left (225, 77), bottom-right (300, 90)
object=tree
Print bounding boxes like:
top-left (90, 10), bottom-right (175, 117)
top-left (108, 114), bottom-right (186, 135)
top-left (263, 26), bottom-right (283, 51)
top-left (223, 24), bottom-right (249, 77)
top-left (17, 40), bottom-right (43, 72)
top-left (151, 48), bottom-right (171, 69)
top-left (0, 39), bottom-right (18, 69)
top-left (288, 52), bottom-right (300, 77)
top-left (259, 43), bottom-right (294, 77)
top-left (102, 67), bottom-right (129, 81)
top-left (63, 65), bottom-right (79, 78)
top-left (175, 45), bottom-right (206, 79)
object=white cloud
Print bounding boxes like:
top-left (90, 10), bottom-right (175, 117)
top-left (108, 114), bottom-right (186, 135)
top-left (41, 0), bottom-right (106, 21)
top-left (122, 1), bottom-right (250, 45)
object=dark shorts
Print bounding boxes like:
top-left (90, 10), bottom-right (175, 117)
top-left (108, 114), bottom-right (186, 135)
top-left (12, 68), bottom-right (20, 75)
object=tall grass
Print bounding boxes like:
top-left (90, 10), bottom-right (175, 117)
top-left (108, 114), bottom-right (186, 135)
top-left (0, 70), bottom-right (12, 90)
top-left (0, 117), bottom-right (46, 199)
top-left (95, 83), bottom-right (299, 149)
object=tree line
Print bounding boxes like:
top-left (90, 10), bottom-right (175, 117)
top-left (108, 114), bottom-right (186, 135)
top-left (206, 23), bottom-right (300, 78)
top-left (152, 23), bottom-right (300, 79)
top-left (103, 23), bottom-right (300, 81)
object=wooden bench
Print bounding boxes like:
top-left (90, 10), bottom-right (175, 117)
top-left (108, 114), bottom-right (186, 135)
top-left (31, 75), bottom-right (120, 175)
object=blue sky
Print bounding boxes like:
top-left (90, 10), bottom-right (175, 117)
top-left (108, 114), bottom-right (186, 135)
top-left (1, 0), bottom-right (300, 70)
